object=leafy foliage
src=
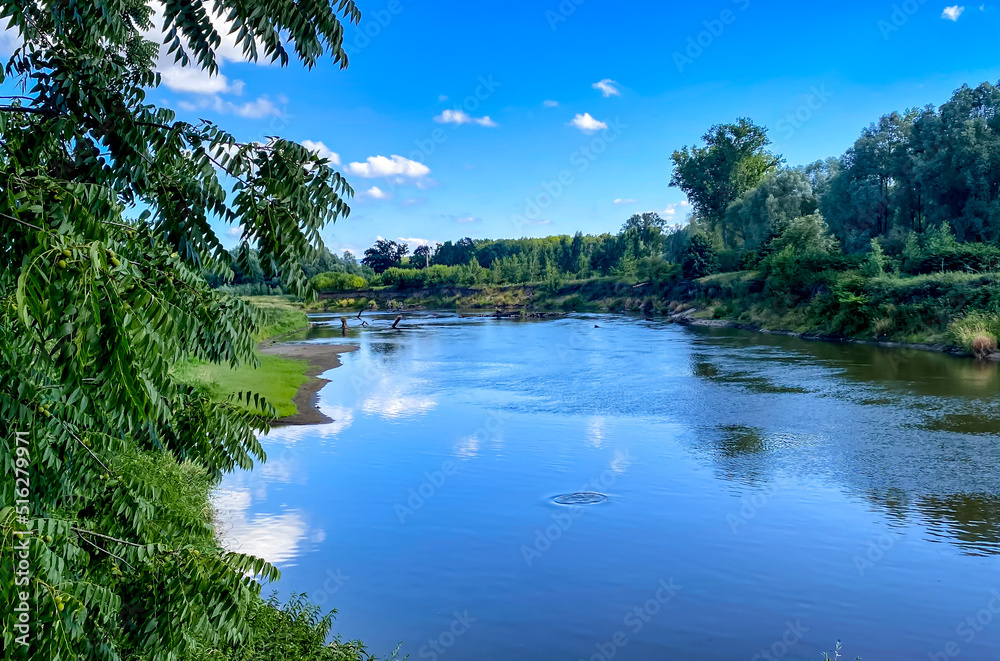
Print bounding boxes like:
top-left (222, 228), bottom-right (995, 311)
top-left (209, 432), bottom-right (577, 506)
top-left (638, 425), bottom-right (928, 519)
top-left (312, 272), bottom-right (368, 293)
top-left (0, 1), bottom-right (365, 660)
top-left (362, 239), bottom-right (408, 274)
top-left (187, 593), bottom-right (377, 661)
top-left (682, 234), bottom-right (720, 280)
top-left (670, 118), bottom-right (782, 245)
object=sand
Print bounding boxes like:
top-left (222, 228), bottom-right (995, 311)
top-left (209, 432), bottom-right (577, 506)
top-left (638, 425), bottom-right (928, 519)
top-left (259, 342), bottom-right (358, 426)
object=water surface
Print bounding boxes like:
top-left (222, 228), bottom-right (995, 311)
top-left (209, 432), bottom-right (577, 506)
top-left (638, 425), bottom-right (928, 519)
top-left (216, 313), bottom-right (1000, 660)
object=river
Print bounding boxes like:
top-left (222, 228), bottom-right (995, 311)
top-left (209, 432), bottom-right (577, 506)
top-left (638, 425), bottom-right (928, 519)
top-left (215, 312), bottom-right (1000, 661)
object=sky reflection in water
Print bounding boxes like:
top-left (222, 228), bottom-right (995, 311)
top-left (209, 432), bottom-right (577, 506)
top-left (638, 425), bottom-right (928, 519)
top-left (216, 313), bottom-right (1000, 661)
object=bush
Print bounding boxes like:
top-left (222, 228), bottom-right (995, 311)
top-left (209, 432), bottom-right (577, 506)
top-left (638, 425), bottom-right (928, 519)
top-left (906, 243), bottom-right (1000, 275)
top-left (312, 271), bottom-right (367, 292)
top-left (949, 312), bottom-right (1000, 357)
top-left (188, 593), bottom-right (376, 661)
top-left (377, 263), bottom-right (488, 289)
top-left (682, 234), bottom-right (719, 279)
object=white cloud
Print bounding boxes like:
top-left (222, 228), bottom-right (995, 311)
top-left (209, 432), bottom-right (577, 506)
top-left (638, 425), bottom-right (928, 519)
top-left (213, 95), bottom-right (282, 118)
top-left (456, 216), bottom-right (482, 224)
top-left (346, 155), bottom-right (431, 179)
top-left (398, 237), bottom-right (430, 247)
top-left (662, 201), bottom-right (691, 217)
top-left (614, 198), bottom-right (637, 206)
top-left (301, 140), bottom-right (341, 165)
top-left (0, 20), bottom-right (21, 57)
top-left (173, 93), bottom-right (283, 118)
top-left (568, 113), bottom-right (608, 134)
top-left (438, 94), bottom-right (449, 102)
top-left (592, 79), bottom-right (621, 97)
top-left (524, 219), bottom-right (552, 226)
top-left (212, 489), bottom-right (311, 567)
top-left (145, 2), bottom-right (265, 95)
top-left (942, 5), bottom-right (965, 19)
top-left (160, 67), bottom-right (244, 94)
top-left (434, 109), bottom-right (498, 127)
top-left (362, 186), bottom-right (390, 200)
top-left (543, 100), bottom-right (560, 108)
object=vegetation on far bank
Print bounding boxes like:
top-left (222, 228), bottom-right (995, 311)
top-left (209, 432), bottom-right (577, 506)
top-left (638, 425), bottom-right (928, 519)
top-left (276, 83), bottom-right (1000, 358)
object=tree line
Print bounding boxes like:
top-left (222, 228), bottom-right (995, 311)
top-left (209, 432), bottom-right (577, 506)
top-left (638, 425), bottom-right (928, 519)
top-left (336, 81), bottom-right (1000, 292)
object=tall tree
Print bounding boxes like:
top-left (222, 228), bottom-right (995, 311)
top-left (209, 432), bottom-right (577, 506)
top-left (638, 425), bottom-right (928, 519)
top-left (413, 244), bottom-right (432, 268)
top-left (0, 1), bottom-right (360, 660)
top-left (670, 118), bottom-right (782, 247)
top-left (362, 239), bottom-right (409, 273)
top-left (724, 168), bottom-right (819, 250)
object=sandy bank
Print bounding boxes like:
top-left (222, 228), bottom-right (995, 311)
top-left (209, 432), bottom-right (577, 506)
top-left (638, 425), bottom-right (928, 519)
top-left (259, 342), bottom-right (358, 425)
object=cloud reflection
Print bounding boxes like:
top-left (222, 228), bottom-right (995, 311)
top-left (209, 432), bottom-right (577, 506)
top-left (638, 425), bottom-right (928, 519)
top-left (360, 377), bottom-right (437, 420)
top-left (213, 488), bottom-right (318, 567)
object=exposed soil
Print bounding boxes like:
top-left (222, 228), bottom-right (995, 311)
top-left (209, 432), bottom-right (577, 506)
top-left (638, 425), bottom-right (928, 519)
top-left (259, 342), bottom-right (358, 426)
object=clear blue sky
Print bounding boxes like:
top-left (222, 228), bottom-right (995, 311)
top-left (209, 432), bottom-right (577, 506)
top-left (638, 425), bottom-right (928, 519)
top-left (11, 1), bottom-right (1000, 255)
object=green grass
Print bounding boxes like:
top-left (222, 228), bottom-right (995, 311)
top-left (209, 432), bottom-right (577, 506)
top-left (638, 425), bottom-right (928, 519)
top-left (174, 297), bottom-right (312, 419)
top-left (249, 296), bottom-right (310, 341)
top-left (174, 354), bottom-right (310, 418)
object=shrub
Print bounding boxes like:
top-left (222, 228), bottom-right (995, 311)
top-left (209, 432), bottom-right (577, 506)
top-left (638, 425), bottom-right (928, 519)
top-left (949, 312), bottom-right (1000, 356)
top-left (312, 271), bottom-right (367, 292)
top-left (682, 234), bottom-right (719, 279)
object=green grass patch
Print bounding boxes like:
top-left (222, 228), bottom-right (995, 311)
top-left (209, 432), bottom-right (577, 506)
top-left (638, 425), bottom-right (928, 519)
top-left (173, 297), bottom-right (313, 418)
top-left (248, 295), bottom-right (310, 341)
top-left (174, 353), bottom-right (309, 419)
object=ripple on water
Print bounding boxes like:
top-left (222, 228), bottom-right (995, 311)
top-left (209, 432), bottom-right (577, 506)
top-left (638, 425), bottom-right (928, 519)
top-left (553, 492), bottom-right (609, 505)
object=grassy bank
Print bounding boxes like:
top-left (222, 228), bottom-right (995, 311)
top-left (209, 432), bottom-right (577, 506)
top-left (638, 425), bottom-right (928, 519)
top-left (174, 297), bottom-right (313, 418)
top-left (315, 267), bottom-right (1000, 357)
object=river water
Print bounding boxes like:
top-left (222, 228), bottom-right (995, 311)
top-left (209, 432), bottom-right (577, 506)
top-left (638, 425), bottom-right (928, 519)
top-left (215, 312), bottom-right (1000, 660)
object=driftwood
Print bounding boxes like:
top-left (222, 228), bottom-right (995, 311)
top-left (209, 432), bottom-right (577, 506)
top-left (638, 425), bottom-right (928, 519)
top-left (392, 315), bottom-right (403, 329)
top-left (482, 310), bottom-right (568, 320)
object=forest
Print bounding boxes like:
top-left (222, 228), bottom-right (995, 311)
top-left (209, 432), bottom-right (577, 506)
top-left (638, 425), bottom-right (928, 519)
top-left (289, 83), bottom-right (1000, 354)
top-left (228, 82), bottom-right (1000, 297)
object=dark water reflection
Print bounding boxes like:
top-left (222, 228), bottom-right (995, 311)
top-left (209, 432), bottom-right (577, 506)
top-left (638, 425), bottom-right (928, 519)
top-left (216, 314), bottom-right (1000, 661)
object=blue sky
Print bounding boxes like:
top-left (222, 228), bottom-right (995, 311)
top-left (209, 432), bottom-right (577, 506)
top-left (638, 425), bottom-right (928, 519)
top-left (8, 1), bottom-right (1000, 256)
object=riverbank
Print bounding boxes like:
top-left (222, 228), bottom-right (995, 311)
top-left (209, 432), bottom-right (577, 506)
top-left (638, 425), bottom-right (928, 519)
top-left (174, 297), bottom-right (333, 421)
top-left (671, 312), bottom-right (986, 358)
top-left (313, 267), bottom-right (1000, 360)
top-left (259, 342), bottom-right (358, 425)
